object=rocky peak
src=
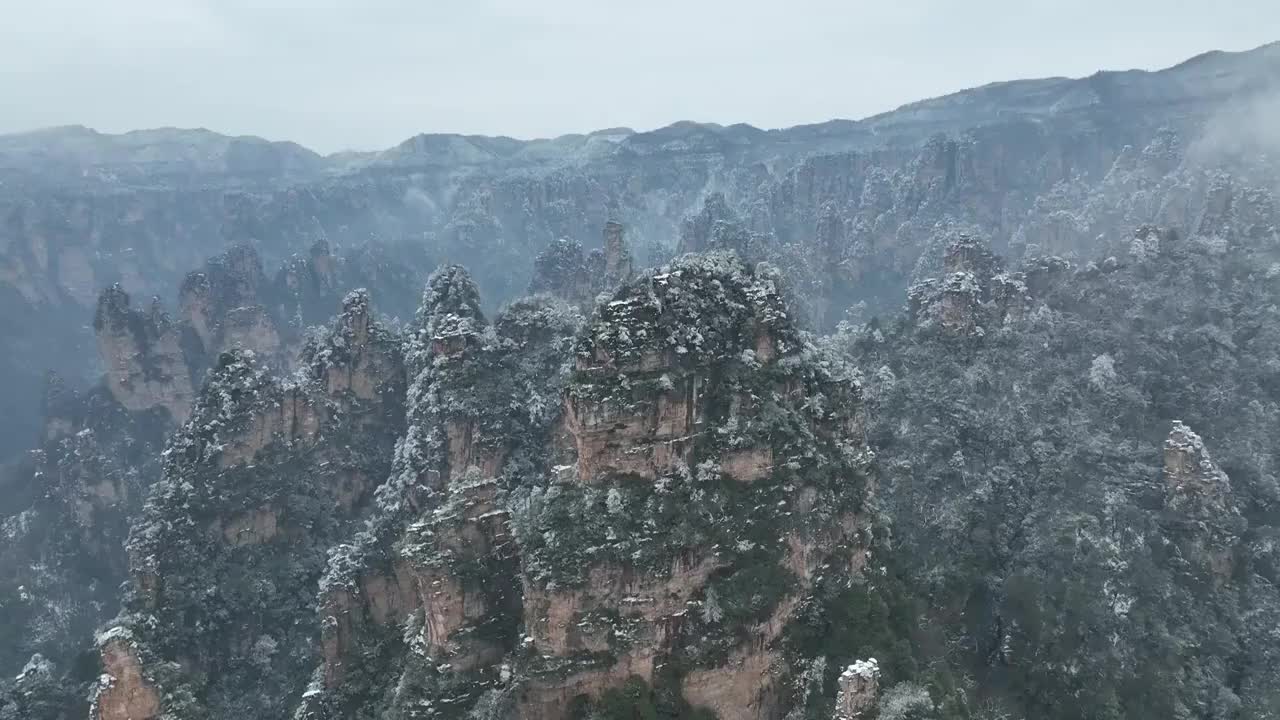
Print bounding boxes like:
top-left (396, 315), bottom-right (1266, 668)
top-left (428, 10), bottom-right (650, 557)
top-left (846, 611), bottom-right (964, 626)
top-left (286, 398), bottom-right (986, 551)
top-left (1163, 420), bottom-right (1235, 521)
top-left (93, 283), bottom-right (132, 328)
top-left (909, 134), bottom-right (961, 193)
top-left (1160, 420), bottom-right (1245, 585)
top-left (833, 658), bottom-right (880, 719)
top-left (93, 283), bottom-right (195, 423)
top-left (417, 265), bottom-right (487, 358)
top-left (512, 254), bottom-right (872, 718)
top-left (207, 242), bottom-right (266, 308)
top-left (339, 288), bottom-right (372, 343)
top-left (302, 288), bottom-right (406, 406)
top-left (177, 270), bottom-right (214, 342)
top-left (943, 233), bottom-right (1002, 278)
top-left (161, 348), bottom-right (276, 469)
top-left (298, 292), bottom-right (579, 716)
top-left (530, 238), bottom-right (594, 305)
top-left (576, 252), bottom-right (796, 372)
top-left (563, 253), bottom-right (806, 490)
top-left (270, 238), bottom-right (343, 329)
top-left (678, 193), bottom-right (736, 255)
top-left (908, 233), bottom-right (1029, 335)
top-left (285, 255), bottom-right (873, 720)
top-left (938, 234), bottom-right (1006, 334)
top-left (310, 238), bottom-right (336, 280)
top-left (603, 219), bottom-right (634, 286)
top-left (529, 222), bottom-right (636, 309)
top-left (103, 293), bottom-right (409, 720)
top-left (178, 244), bottom-right (289, 368)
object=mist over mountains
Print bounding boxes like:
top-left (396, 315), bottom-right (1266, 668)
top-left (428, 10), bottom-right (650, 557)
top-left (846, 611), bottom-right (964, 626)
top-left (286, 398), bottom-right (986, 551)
top-left (2, 40), bottom-right (1280, 720)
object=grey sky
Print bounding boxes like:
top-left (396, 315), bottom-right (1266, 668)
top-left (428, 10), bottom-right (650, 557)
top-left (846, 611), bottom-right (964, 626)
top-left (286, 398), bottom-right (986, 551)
top-left (2, 1), bottom-right (1277, 154)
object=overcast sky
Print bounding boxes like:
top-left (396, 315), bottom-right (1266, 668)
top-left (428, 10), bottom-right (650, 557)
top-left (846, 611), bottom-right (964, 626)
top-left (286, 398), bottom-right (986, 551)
top-left (1, 1), bottom-right (1277, 154)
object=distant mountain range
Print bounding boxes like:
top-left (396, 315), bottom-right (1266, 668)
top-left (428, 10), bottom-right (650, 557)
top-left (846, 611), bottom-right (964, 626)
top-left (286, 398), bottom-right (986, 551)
top-left (4, 39), bottom-right (1280, 720)
top-left (0, 40), bottom-right (1276, 458)
top-left (3, 41), bottom-right (1277, 189)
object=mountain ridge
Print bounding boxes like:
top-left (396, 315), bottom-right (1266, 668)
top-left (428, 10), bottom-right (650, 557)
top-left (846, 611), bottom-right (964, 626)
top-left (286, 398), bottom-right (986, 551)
top-left (3, 39), bottom-right (1276, 184)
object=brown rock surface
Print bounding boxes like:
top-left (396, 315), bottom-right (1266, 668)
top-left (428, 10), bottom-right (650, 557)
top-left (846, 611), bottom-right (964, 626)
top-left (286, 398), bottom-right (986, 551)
top-left (320, 562), bottom-right (420, 687)
top-left (95, 636), bottom-right (161, 720)
top-left (682, 647), bottom-right (782, 720)
top-left (833, 659), bottom-right (880, 719)
top-left (565, 373), bottom-right (703, 484)
top-left (217, 387), bottom-right (322, 467)
top-left (94, 286), bottom-right (195, 423)
top-left (524, 554), bottom-right (722, 658)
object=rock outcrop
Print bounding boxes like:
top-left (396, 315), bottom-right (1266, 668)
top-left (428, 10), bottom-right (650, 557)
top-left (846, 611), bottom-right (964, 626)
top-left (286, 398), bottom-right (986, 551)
top-left (603, 220), bottom-right (634, 286)
top-left (530, 220), bottom-right (636, 308)
top-left (1161, 421), bottom-right (1244, 581)
top-left (92, 242), bottom-right (320, 429)
top-left (284, 255), bottom-right (876, 720)
top-left (300, 270), bottom-right (580, 719)
top-left (529, 238), bottom-right (599, 306)
top-left (833, 659), bottom-right (880, 719)
top-left (907, 232), bottom-right (1036, 336)
top-left (513, 254), bottom-right (873, 720)
top-left (1163, 420), bottom-right (1235, 519)
top-left (0, 238), bottom-right (428, 720)
top-left (91, 629), bottom-right (160, 720)
top-left (94, 290), bottom-right (407, 720)
top-left (94, 285), bottom-right (196, 423)
top-left (177, 244), bottom-right (294, 372)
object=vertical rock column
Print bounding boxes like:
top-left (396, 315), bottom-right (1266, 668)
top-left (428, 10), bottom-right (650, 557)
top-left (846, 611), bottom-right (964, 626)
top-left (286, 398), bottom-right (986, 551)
top-left (833, 659), bottom-right (880, 720)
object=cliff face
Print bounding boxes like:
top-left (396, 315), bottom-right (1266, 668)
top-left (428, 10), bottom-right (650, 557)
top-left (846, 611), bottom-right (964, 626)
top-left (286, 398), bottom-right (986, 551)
top-left (90, 241), bottom-right (313, 428)
top-left (94, 286), bottom-right (196, 424)
top-left (530, 220), bottom-right (636, 309)
top-left (1161, 421), bottom-right (1244, 582)
top-left (513, 255), bottom-right (872, 720)
top-left (94, 629), bottom-right (161, 720)
top-left (0, 233), bottom-right (420, 718)
top-left (0, 244), bottom-right (346, 697)
top-left (176, 243), bottom-right (301, 375)
top-left (93, 290), bottom-right (407, 720)
top-left (0, 244), bottom-right (335, 716)
top-left (297, 269), bottom-right (580, 719)
top-left (0, 376), bottom-right (171, 718)
top-left (274, 254), bottom-right (877, 720)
